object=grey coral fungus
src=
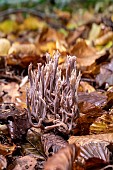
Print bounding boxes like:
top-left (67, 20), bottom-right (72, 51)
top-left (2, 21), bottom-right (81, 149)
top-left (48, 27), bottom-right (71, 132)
top-left (26, 52), bottom-right (81, 134)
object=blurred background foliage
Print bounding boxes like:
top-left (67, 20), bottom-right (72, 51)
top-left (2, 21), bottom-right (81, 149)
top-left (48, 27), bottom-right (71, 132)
top-left (0, 0), bottom-right (113, 11)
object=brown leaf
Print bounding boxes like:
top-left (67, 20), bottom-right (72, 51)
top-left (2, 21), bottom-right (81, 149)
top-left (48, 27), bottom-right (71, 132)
top-left (73, 102), bottom-right (106, 135)
top-left (0, 143), bottom-right (16, 156)
top-left (94, 31), bottom-right (113, 46)
top-left (35, 27), bottom-right (67, 55)
top-left (1, 82), bottom-right (20, 103)
top-left (44, 144), bottom-right (79, 170)
top-left (41, 133), bottom-right (68, 157)
top-left (68, 133), bottom-right (113, 145)
top-left (79, 81), bottom-right (95, 93)
top-left (68, 135), bottom-right (111, 168)
top-left (70, 39), bottom-right (103, 68)
top-left (13, 155), bottom-right (37, 170)
top-left (78, 91), bottom-right (107, 108)
top-left (96, 59), bottom-right (113, 87)
top-left (7, 43), bottom-right (43, 67)
top-left (104, 86), bottom-right (113, 110)
top-left (90, 114), bottom-right (113, 134)
top-left (0, 155), bottom-right (7, 170)
top-left (67, 26), bottom-right (85, 45)
top-left (0, 38), bottom-right (11, 55)
top-left (0, 105), bottom-right (31, 140)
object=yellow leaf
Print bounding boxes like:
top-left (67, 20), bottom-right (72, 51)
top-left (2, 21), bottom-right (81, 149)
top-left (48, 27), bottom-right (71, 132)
top-left (0, 20), bottom-right (18, 34)
top-left (20, 16), bottom-right (47, 31)
top-left (0, 38), bottom-right (11, 55)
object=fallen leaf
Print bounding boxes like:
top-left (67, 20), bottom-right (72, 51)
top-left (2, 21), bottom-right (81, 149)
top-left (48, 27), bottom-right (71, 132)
top-left (20, 16), bottom-right (47, 31)
top-left (70, 39), bottom-right (103, 68)
top-left (68, 133), bottom-right (113, 145)
top-left (73, 102), bottom-right (106, 135)
top-left (0, 143), bottom-right (16, 156)
top-left (0, 20), bottom-right (18, 34)
top-left (0, 38), bottom-right (11, 55)
top-left (89, 23), bottom-right (101, 41)
top-left (44, 144), bottom-right (79, 170)
top-left (67, 26), bottom-right (85, 45)
top-left (68, 135), bottom-right (111, 168)
top-left (13, 155), bottom-right (37, 170)
top-left (41, 133), bottom-right (68, 157)
top-left (7, 43), bottom-right (43, 67)
top-left (78, 91), bottom-right (107, 107)
top-left (79, 81), bottom-right (95, 93)
top-left (94, 31), bottom-right (113, 46)
top-left (1, 82), bottom-right (20, 103)
top-left (96, 58), bottom-right (113, 87)
top-left (23, 128), bottom-right (45, 159)
top-left (90, 114), bottom-right (113, 134)
top-left (0, 105), bottom-right (31, 140)
top-left (0, 155), bottom-right (7, 170)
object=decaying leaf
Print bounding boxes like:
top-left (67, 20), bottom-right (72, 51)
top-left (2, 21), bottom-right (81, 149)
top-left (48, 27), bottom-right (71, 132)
top-left (0, 105), bottom-right (31, 140)
top-left (67, 26), bottom-right (85, 45)
top-left (41, 133), bottom-right (68, 156)
top-left (78, 91), bottom-right (107, 108)
top-left (68, 133), bottom-right (113, 145)
top-left (0, 143), bottom-right (16, 156)
top-left (70, 39), bottom-right (103, 68)
top-left (90, 114), bottom-right (113, 134)
top-left (88, 23), bottom-right (101, 41)
top-left (0, 20), bottom-right (18, 34)
top-left (23, 128), bottom-right (46, 160)
top-left (7, 43), bottom-right (43, 67)
top-left (73, 102), bottom-right (106, 135)
top-left (0, 38), bottom-right (11, 55)
top-left (0, 155), bottom-right (7, 170)
top-left (69, 135), bottom-right (111, 168)
top-left (96, 58), bottom-right (113, 87)
top-left (104, 86), bottom-right (113, 110)
top-left (94, 31), bottom-right (113, 46)
top-left (1, 82), bottom-right (20, 103)
top-left (44, 144), bottom-right (79, 170)
top-left (13, 155), bottom-right (37, 170)
top-left (79, 81), bottom-right (95, 93)
top-left (8, 43), bottom-right (37, 56)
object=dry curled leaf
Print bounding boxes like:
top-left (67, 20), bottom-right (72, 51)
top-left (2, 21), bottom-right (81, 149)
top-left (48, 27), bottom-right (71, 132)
top-left (1, 82), bottom-right (20, 103)
top-left (70, 39), bottom-right (103, 68)
top-left (69, 135), bottom-right (111, 169)
top-left (8, 43), bottom-right (37, 56)
top-left (78, 91), bottom-right (107, 108)
top-left (0, 143), bottom-right (16, 156)
top-left (96, 59), bottom-right (113, 87)
top-left (0, 105), bottom-right (31, 140)
top-left (0, 38), bottom-right (11, 55)
top-left (0, 155), bottom-right (7, 170)
top-left (79, 81), bottom-right (95, 93)
top-left (7, 43), bottom-right (43, 67)
top-left (73, 102), bottom-right (106, 135)
top-left (41, 133), bottom-right (68, 156)
top-left (13, 155), bottom-right (37, 170)
top-left (68, 133), bottom-right (113, 145)
top-left (90, 114), bottom-right (113, 134)
top-left (44, 144), bottom-right (79, 170)
top-left (94, 31), bottom-right (113, 46)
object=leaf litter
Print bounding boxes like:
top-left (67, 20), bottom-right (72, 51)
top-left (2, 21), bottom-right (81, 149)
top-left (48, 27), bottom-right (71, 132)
top-left (0, 2), bottom-right (113, 170)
